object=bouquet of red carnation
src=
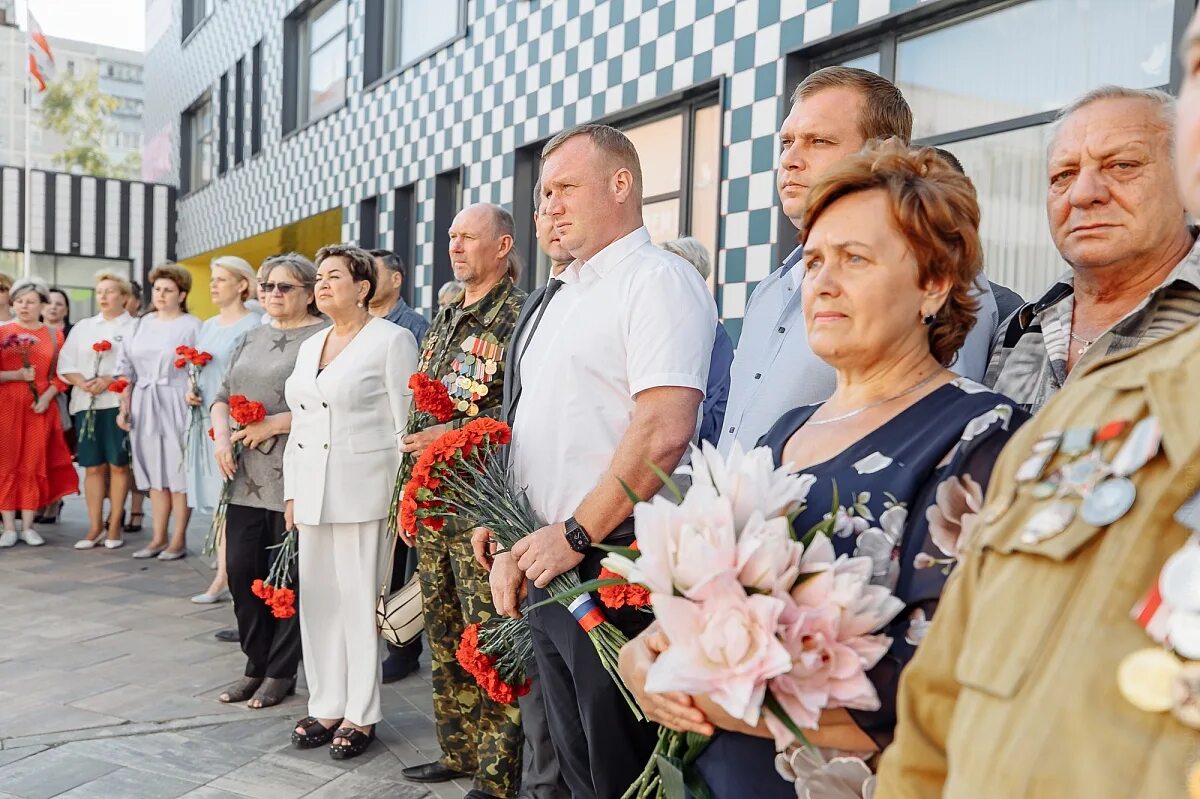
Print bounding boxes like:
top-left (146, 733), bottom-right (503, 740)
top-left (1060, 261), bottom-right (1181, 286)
top-left (402, 418), bottom-right (644, 719)
top-left (205, 394), bottom-right (268, 556)
top-left (386, 372), bottom-right (456, 537)
top-left (457, 617), bottom-right (533, 704)
top-left (2, 332), bottom-right (40, 401)
top-left (251, 527), bottom-right (298, 619)
top-left (78, 339), bottom-right (114, 442)
top-left (175, 345), bottom-right (214, 454)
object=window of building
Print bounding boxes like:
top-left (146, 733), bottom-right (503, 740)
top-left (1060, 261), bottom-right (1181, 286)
top-left (364, 0), bottom-right (467, 85)
top-left (789, 0), bottom-right (1186, 300)
top-left (432, 168), bottom-right (462, 300)
top-left (181, 94), bottom-right (213, 194)
top-left (393, 184), bottom-right (417, 306)
top-left (182, 0), bottom-right (212, 41)
top-left (234, 58), bottom-right (245, 166)
top-left (359, 195), bottom-right (379, 248)
top-left (284, 0), bottom-right (347, 132)
top-left (250, 41), bottom-right (263, 154)
top-left (218, 72), bottom-right (229, 175)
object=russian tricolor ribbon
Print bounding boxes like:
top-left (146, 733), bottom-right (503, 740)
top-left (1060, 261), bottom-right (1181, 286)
top-left (568, 593), bottom-right (605, 633)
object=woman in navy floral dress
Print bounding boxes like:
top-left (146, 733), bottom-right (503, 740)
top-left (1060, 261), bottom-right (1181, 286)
top-left (619, 141), bottom-right (1028, 798)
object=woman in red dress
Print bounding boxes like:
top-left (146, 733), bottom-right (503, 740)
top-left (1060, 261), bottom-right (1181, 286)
top-left (0, 278), bottom-right (79, 547)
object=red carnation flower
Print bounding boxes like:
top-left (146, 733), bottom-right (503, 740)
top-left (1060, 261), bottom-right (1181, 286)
top-left (92, 340), bottom-right (113, 353)
top-left (173, 358), bottom-right (187, 369)
top-left (107, 378), bottom-right (129, 394)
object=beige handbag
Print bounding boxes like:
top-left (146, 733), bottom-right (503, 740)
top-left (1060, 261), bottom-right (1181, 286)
top-left (376, 533), bottom-right (424, 647)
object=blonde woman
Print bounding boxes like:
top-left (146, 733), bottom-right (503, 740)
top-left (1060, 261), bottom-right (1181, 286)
top-left (115, 264), bottom-right (201, 560)
top-left (58, 271), bottom-right (136, 548)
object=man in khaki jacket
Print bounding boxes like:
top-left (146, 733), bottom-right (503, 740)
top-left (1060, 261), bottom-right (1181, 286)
top-left (876, 16), bottom-right (1200, 797)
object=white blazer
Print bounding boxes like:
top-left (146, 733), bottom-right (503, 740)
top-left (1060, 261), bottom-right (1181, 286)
top-left (283, 317), bottom-right (417, 525)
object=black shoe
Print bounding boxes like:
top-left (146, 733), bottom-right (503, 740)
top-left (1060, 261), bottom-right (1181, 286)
top-left (381, 654), bottom-right (420, 683)
top-left (123, 511), bottom-right (144, 533)
top-left (329, 725), bottom-right (375, 760)
top-left (214, 628), bottom-right (240, 643)
top-left (292, 716), bottom-right (340, 749)
top-left (401, 762), bottom-right (470, 783)
top-left (464, 791), bottom-right (502, 799)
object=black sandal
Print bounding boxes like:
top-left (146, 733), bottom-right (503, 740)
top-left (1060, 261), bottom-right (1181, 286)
top-left (248, 676), bottom-right (296, 709)
top-left (218, 677), bottom-right (263, 703)
top-left (123, 512), bottom-right (144, 533)
top-left (292, 716), bottom-right (340, 749)
top-left (329, 726), bottom-right (375, 760)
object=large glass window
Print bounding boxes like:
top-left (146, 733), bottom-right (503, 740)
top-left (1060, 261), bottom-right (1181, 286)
top-left (300, 0), bottom-right (347, 124)
top-left (805, 0), bottom-right (1182, 300)
top-left (184, 96), bottom-right (213, 193)
top-left (181, 0), bottom-right (212, 41)
top-left (897, 0), bottom-right (1175, 140)
top-left (382, 0), bottom-right (466, 75)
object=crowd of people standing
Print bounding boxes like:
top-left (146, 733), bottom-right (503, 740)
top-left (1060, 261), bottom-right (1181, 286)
top-left (7, 13), bottom-right (1200, 794)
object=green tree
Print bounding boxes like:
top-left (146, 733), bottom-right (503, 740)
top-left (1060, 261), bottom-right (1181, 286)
top-left (39, 70), bottom-right (136, 179)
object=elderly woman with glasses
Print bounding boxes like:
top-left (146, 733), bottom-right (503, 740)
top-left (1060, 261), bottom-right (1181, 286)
top-left (0, 277), bottom-right (78, 547)
top-left (186, 256), bottom-right (261, 603)
top-left (211, 253), bottom-right (327, 709)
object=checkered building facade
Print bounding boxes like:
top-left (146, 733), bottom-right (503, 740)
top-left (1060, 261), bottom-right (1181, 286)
top-left (145, 0), bottom-right (923, 337)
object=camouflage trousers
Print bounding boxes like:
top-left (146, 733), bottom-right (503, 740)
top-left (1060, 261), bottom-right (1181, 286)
top-left (417, 519), bottom-right (522, 797)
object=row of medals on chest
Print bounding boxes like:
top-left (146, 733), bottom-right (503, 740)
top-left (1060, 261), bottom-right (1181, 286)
top-left (1013, 416), bottom-right (1200, 744)
top-left (443, 335), bottom-right (500, 418)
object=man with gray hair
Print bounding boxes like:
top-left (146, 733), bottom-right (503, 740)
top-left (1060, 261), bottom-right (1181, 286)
top-left (985, 85), bottom-right (1200, 412)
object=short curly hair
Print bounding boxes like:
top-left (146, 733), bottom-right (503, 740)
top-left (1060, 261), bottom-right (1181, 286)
top-left (147, 263), bottom-right (193, 312)
top-left (799, 138), bottom-right (982, 367)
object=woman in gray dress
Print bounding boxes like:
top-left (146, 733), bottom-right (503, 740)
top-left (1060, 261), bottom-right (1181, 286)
top-left (212, 254), bottom-right (327, 709)
top-left (115, 264), bottom-right (201, 560)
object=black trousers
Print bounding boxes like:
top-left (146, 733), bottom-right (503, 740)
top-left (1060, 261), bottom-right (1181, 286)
top-left (527, 523), bottom-right (658, 799)
top-left (226, 503), bottom-right (302, 679)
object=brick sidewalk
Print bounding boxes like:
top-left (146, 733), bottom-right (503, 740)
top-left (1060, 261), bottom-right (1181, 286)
top-left (0, 492), bottom-right (470, 799)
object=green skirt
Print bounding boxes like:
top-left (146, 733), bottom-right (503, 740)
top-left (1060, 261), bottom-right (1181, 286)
top-left (74, 407), bottom-right (131, 468)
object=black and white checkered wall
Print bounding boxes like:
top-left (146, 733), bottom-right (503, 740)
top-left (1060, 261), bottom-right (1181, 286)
top-left (145, 0), bottom-right (922, 336)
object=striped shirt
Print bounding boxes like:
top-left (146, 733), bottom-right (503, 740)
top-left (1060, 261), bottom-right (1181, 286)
top-left (984, 233), bottom-right (1200, 412)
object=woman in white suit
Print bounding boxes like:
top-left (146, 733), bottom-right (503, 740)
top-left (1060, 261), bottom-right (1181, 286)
top-left (283, 244), bottom-right (417, 760)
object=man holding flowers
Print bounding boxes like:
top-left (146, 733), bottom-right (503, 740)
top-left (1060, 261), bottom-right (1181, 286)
top-left (398, 202), bottom-right (527, 799)
top-left (493, 123), bottom-right (717, 799)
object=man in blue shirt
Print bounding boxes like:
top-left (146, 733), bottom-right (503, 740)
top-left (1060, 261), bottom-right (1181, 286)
top-left (369, 248), bottom-right (430, 345)
top-left (718, 67), bottom-right (999, 455)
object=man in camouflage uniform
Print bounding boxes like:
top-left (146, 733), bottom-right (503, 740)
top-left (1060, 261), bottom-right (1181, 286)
top-left (399, 202), bottom-right (526, 799)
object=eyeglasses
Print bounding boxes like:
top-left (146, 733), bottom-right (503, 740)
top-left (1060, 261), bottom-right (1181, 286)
top-left (260, 282), bottom-right (306, 295)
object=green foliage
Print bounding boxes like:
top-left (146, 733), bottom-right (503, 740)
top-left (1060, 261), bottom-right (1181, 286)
top-left (38, 70), bottom-right (136, 179)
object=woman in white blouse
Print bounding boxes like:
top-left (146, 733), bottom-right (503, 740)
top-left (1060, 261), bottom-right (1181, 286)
top-left (58, 271), bottom-right (136, 548)
top-left (284, 244), bottom-right (416, 760)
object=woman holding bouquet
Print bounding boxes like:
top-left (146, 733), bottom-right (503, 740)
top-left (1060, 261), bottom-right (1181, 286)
top-left (115, 264), bottom-right (201, 560)
top-left (185, 256), bottom-right (260, 603)
top-left (619, 141), bottom-right (1029, 797)
top-left (283, 244), bottom-right (417, 759)
top-left (0, 278), bottom-right (78, 547)
top-left (211, 253), bottom-right (325, 708)
top-left (58, 271), bottom-right (136, 549)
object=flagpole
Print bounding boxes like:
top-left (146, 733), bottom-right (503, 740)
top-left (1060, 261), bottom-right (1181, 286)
top-left (22, 3), bottom-right (32, 279)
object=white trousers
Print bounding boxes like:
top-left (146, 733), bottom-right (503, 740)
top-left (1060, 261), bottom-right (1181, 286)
top-left (297, 518), bottom-right (389, 726)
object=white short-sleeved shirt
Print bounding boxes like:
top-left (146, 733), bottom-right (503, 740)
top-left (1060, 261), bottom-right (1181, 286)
top-left (511, 226), bottom-right (717, 525)
top-left (57, 312), bottom-right (135, 415)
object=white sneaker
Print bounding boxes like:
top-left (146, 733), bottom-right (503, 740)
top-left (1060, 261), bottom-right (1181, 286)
top-left (19, 528), bottom-right (44, 547)
top-left (74, 538), bottom-right (100, 550)
top-left (0, 529), bottom-right (16, 548)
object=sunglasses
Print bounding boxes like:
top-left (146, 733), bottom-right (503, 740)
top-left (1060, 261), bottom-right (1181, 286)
top-left (260, 282), bottom-right (307, 295)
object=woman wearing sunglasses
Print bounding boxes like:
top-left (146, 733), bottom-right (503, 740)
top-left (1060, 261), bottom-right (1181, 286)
top-left (210, 253), bottom-right (326, 710)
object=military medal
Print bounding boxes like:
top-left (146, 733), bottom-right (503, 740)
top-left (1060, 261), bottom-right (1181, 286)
top-left (1016, 432), bottom-right (1062, 484)
top-left (1080, 476), bottom-right (1136, 526)
top-left (1060, 426), bottom-right (1095, 456)
top-left (1117, 647), bottom-right (1182, 712)
top-left (1111, 416), bottom-right (1162, 477)
top-left (1058, 451), bottom-right (1111, 498)
top-left (1020, 500), bottom-right (1075, 544)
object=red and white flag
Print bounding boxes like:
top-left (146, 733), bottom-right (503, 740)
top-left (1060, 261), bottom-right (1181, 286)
top-left (27, 12), bottom-right (54, 92)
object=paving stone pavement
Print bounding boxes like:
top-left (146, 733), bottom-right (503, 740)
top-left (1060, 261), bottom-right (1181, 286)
top-left (0, 493), bottom-right (474, 799)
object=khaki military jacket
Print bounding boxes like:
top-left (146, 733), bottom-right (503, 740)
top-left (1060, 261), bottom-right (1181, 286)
top-left (877, 321), bottom-right (1200, 799)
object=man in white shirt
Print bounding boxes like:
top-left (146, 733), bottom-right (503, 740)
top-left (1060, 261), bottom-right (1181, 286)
top-left (492, 124), bottom-right (716, 799)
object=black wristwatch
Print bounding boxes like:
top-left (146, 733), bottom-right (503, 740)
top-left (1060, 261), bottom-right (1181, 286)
top-left (563, 516), bottom-right (591, 554)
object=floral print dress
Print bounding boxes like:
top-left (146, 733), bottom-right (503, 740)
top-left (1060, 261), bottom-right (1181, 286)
top-left (694, 377), bottom-right (1028, 798)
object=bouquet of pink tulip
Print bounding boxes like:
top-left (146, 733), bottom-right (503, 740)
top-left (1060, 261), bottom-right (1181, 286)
top-left (600, 442), bottom-right (904, 799)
